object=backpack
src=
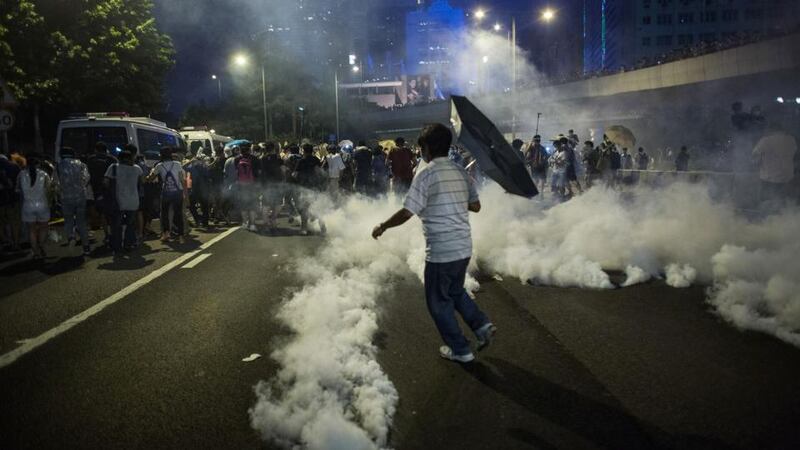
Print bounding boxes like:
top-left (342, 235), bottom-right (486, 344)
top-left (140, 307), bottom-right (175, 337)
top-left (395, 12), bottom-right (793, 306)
top-left (236, 156), bottom-right (255, 184)
top-left (161, 162), bottom-right (182, 198)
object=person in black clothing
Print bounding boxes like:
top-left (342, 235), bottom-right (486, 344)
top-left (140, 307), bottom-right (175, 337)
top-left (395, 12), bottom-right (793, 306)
top-left (352, 145), bottom-right (373, 194)
top-left (675, 146), bottom-right (690, 171)
top-left (208, 146), bottom-right (226, 224)
top-left (259, 141), bottom-right (284, 232)
top-left (85, 142), bottom-right (117, 246)
top-left (294, 144), bottom-right (326, 236)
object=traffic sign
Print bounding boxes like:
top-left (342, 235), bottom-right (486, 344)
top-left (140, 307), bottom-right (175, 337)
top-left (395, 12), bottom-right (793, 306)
top-left (0, 110), bottom-right (13, 131)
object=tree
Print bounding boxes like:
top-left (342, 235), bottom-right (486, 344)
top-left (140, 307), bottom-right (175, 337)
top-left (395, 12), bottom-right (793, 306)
top-left (0, 0), bottom-right (175, 151)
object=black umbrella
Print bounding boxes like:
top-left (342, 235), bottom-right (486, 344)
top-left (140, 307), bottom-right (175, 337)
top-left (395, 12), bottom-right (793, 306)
top-left (450, 95), bottom-right (538, 198)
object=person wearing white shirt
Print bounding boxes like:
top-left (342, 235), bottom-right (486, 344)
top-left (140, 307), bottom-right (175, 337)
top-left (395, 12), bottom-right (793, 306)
top-left (372, 123), bottom-right (496, 363)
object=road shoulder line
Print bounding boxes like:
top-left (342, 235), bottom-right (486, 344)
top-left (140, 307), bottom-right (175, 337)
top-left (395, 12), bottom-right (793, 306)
top-left (0, 227), bottom-right (240, 369)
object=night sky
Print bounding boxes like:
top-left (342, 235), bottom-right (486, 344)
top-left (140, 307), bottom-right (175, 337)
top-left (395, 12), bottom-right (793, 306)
top-left (153, 0), bottom-right (570, 117)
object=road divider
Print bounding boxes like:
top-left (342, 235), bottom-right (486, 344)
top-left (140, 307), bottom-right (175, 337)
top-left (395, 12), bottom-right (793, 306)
top-left (0, 227), bottom-right (240, 370)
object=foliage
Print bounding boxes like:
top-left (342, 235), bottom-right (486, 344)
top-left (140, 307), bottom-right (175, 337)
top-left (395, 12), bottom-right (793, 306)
top-left (0, 0), bottom-right (174, 113)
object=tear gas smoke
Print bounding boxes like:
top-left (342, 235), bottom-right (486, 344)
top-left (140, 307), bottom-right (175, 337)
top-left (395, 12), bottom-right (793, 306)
top-left (251, 181), bottom-right (800, 448)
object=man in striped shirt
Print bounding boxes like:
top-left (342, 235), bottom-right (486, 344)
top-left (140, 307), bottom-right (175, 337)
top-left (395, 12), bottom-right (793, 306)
top-left (372, 123), bottom-right (496, 363)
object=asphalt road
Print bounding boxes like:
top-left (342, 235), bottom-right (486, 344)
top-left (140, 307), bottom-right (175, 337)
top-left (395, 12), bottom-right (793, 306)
top-left (1, 219), bottom-right (799, 450)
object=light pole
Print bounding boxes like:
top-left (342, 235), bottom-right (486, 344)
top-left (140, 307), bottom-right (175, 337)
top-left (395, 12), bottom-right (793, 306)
top-left (211, 74), bottom-right (222, 101)
top-left (232, 53), bottom-right (268, 143)
top-left (334, 71), bottom-right (340, 142)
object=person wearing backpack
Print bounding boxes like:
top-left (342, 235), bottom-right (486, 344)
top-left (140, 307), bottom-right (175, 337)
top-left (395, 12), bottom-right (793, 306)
top-left (234, 142), bottom-right (258, 231)
top-left (147, 147), bottom-right (186, 242)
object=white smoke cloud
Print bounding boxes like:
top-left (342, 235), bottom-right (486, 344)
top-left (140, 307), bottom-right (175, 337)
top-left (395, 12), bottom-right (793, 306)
top-left (251, 180), bottom-right (800, 448)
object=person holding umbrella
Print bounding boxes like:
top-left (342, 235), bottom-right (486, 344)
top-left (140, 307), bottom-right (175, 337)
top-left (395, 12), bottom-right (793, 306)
top-left (372, 123), bottom-right (496, 363)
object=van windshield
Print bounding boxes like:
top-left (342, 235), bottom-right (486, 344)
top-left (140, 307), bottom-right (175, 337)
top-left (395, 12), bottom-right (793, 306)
top-left (61, 126), bottom-right (128, 157)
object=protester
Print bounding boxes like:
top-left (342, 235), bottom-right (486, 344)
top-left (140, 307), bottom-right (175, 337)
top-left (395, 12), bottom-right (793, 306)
top-left (0, 152), bottom-right (22, 252)
top-left (259, 141), bottom-right (285, 232)
top-left (582, 141), bottom-right (599, 187)
top-left (56, 147), bottom-right (91, 255)
top-left (372, 123), bottom-right (495, 363)
top-left (620, 147), bottom-right (634, 185)
top-left (636, 147), bottom-right (649, 170)
top-left (234, 143), bottom-right (259, 231)
top-left (352, 144), bottom-right (373, 194)
top-left (148, 147), bottom-right (186, 242)
top-left (184, 150), bottom-right (211, 229)
top-left (549, 140), bottom-right (569, 198)
top-left (324, 144), bottom-right (346, 200)
top-left (563, 137), bottom-right (583, 196)
top-left (86, 142), bottom-right (117, 246)
top-left (17, 154), bottom-right (51, 259)
top-left (105, 151), bottom-right (143, 253)
top-left (294, 143), bottom-right (326, 235)
top-left (752, 123), bottom-right (797, 204)
top-left (675, 146), bottom-right (690, 172)
top-left (208, 145), bottom-right (227, 224)
top-left (388, 137), bottom-right (416, 193)
top-left (511, 139), bottom-right (525, 161)
top-left (526, 135), bottom-right (548, 195)
top-left (371, 146), bottom-right (390, 195)
top-left (284, 144), bottom-right (303, 221)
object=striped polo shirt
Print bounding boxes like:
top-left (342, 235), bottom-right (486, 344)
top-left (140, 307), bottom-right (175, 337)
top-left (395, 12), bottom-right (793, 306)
top-left (404, 157), bottom-right (479, 263)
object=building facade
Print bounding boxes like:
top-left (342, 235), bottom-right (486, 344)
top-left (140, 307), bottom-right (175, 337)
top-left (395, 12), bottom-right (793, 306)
top-left (584, 0), bottom-right (800, 72)
top-left (405, 0), bottom-right (467, 88)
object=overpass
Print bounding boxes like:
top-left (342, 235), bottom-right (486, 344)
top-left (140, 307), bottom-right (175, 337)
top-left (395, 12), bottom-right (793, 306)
top-left (345, 32), bottom-right (800, 147)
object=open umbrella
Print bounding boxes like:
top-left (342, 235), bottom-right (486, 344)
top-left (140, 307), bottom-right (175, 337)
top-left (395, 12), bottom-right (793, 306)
top-left (450, 96), bottom-right (538, 198)
top-left (379, 139), bottom-right (397, 152)
top-left (605, 125), bottom-right (636, 149)
top-left (224, 139), bottom-right (251, 149)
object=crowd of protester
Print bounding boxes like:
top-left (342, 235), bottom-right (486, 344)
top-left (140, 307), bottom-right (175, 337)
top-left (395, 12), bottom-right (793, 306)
top-left (1, 104), bottom-right (796, 259)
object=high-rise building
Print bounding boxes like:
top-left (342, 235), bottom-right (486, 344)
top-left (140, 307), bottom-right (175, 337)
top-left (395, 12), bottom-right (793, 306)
top-left (631, 0), bottom-right (800, 64)
top-left (367, 0), bottom-right (418, 80)
top-left (584, 0), bottom-right (800, 72)
top-left (405, 0), bottom-right (467, 84)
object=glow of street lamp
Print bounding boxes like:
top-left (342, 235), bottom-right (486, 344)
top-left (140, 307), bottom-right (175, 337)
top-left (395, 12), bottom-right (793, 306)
top-left (482, 55), bottom-right (489, 64)
top-left (233, 54), bottom-right (248, 67)
top-left (542, 8), bottom-right (555, 22)
top-left (211, 74), bottom-right (218, 80)
top-left (474, 9), bottom-right (486, 20)
top-left (493, 23), bottom-right (502, 32)
top-left (352, 65), bottom-right (360, 73)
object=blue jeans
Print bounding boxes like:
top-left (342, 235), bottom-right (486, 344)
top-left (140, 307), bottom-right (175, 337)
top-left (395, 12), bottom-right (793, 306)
top-left (424, 257), bottom-right (490, 356)
top-left (112, 210), bottom-right (137, 251)
top-left (62, 198), bottom-right (88, 246)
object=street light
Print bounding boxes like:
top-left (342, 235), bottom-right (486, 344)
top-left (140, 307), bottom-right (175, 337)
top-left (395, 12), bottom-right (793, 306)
top-left (474, 9), bottom-right (486, 20)
top-left (211, 74), bottom-right (221, 100)
top-left (352, 65), bottom-right (360, 73)
top-left (231, 51), bottom-right (268, 142)
top-left (493, 23), bottom-right (502, 32)
top-left (541, 8), bottom-right (556, 22)
top-left (233, 53), bottom-right (248, 67)
top-left (482, 55), bottom-right (489, 64)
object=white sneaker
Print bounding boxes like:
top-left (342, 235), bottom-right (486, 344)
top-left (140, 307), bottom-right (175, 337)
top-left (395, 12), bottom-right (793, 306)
top-left (248, 224), bottom-right (257, 232)
top-left (439, 345), bottom-right (475, 363)
top-left (475, 323), bottom-right (497, 352)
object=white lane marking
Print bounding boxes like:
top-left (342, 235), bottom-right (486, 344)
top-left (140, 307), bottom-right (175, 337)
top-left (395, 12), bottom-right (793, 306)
top-left (0, 226), bottom-right (241, 370)
top-left (181, 253), bottom-right (212, 269)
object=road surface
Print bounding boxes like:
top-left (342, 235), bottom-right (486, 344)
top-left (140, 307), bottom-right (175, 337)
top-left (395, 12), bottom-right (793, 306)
top-left (1, 219), bottom-right (799, 449)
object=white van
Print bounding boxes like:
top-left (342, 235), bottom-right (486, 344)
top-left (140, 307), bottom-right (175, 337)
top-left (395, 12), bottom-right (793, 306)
top-left (55, 112), bottom-right (187, 168)
top-left (180, 126), bottom-right (233, 156)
